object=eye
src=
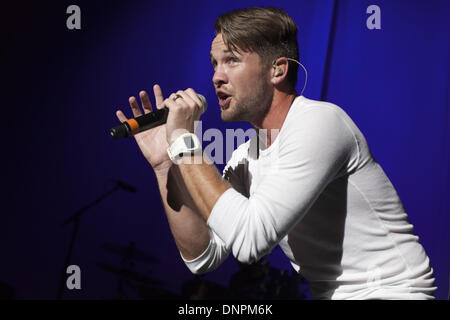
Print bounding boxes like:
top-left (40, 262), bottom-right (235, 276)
top-left (227, 56), bottom-right (239, 66)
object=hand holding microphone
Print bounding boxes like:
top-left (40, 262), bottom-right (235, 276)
top-left (111, 88), bottom-right (207, 139)
top-left (113, 85), bottom-right (207, 171)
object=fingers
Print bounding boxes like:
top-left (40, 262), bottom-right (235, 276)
top-left (124, 85), bottom-right (165, 120)
top-left (168, 89), bottom-right (202, 112)
top-left (176, 90), bottom-right (196, 107)
top-left (116, 110), bottom-right (128, 122)
top-left (164, 94), bottom-right (179, 109)
top-left (120, 87), bottom-right (200, 124)
top-left (153, 84), bottom-right (164, 109)
top-left (139, 90), bottom-right (153, 114)
top-left (129, 96), bottom-right (143, 118)
top-left (185, 88), bottom-right (203, 109)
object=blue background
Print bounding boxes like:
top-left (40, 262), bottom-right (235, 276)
top-left (1, 0), bottom-right (449, 299)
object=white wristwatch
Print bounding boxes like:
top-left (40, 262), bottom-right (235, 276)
top-left (167, 133), bottom-right (201, 163)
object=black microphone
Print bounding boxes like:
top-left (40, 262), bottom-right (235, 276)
top-left (110, 94), bottom-right (208, 139)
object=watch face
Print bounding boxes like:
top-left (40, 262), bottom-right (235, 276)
top-left (183, 136), bottom-right (195, 149)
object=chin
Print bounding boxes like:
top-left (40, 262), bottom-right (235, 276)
top-left (220, 102), bottom-right (235, 122)
top-left (220, 100), bottom-right (247, 122)
top-left (220, 110), bottom-right (235, 122)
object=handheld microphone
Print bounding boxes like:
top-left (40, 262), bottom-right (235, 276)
top-left (110, 94), bottom-right (208, 139)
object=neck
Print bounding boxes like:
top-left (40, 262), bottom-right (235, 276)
top-left (253, 90), bottom-right (297, 148)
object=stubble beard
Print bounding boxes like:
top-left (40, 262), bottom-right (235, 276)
top-left (221, 77), bottom-right (273, 125)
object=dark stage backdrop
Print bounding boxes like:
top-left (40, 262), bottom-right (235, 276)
top-left (1, 0), bottom-right (449, 299)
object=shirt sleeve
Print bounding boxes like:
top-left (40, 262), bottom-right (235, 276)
top-left (180, 227), bottom-right (230, 274)
top-left (180, 143), bottom-right (251, 274)
top-left (207, 106), bottom-right (358, 264)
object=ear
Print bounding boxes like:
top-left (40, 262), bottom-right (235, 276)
top-left (270, 57), bottom-right (289, 85)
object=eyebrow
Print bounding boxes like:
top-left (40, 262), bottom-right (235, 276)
top-left (210, 50), bottom-right (237, 61)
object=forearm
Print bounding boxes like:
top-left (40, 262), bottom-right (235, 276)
top-left (177, 154), bottom-right (231, 221)
top-left (154, 165), bottom-right (211, 260)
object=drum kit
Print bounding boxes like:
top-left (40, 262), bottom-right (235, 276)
top-left (97, 241), bottom-right (179, 300)
top-left (97, 241), bottom-right (309, 300)
top-left (57, 181), bottom-right (309, 300)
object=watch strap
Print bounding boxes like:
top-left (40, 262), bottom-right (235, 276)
top-left (167, 133), bottom-right (201, 163)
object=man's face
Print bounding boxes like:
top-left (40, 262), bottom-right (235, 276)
top-left (210, 34), bottom-right (273, 124)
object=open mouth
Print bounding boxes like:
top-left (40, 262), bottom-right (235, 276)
top-left (217, 92), bottom-right (232, 109)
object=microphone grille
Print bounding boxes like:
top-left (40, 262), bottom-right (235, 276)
top-left (197, 94), bottom-right (208, 113)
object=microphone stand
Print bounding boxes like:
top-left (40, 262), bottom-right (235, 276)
top-left (57, 183), bottom-right (123, 300)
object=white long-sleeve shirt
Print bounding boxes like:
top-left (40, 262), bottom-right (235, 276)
top-left (182, 95), bottom-right (436, 300)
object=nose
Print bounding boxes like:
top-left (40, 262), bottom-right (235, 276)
top-left (212, 65), bottom-right (228, 88)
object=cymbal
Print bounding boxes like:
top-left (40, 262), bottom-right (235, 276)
top-left (101, 242), bottom-right (159, 263)
top-left (96, 263), bottom-right (163, 286)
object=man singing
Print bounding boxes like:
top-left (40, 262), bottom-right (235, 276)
top-left (115, 7), bottom-right (436, 299)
